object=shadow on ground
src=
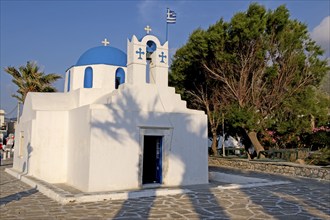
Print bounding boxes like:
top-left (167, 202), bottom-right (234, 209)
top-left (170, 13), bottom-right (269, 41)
top-left (0, 187), bottom-right (38, 206)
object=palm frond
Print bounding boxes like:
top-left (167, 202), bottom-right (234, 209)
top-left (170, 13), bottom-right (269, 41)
top-left (4, 66), bottom-right (21, 78)
top-left (5, 61), bottom-right (62, 103)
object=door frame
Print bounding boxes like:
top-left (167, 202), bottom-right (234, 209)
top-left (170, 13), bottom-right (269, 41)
top-left (139, 127), bottom-right (173, 187)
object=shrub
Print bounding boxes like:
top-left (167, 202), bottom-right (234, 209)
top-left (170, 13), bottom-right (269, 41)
top-left (305, 147), bottom-right (330, 166)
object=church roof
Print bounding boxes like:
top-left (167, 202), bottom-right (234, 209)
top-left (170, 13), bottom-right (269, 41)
top-left (76, 46), bottom-right (127, 67)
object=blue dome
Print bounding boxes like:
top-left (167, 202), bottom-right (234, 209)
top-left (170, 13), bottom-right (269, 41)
top-left (76, 46), bottom-right (127, 67)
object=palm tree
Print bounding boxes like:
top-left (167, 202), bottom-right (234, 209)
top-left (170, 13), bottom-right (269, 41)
top-left (4, 61), bottom-right (62, 103)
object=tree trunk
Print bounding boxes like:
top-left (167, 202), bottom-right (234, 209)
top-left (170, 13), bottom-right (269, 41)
top-left (211, 131), bottom-right (218, 156)
top-left (247, 131), bottom-right (265, 159)
top-left (310, 114), bottom-right (315, 131)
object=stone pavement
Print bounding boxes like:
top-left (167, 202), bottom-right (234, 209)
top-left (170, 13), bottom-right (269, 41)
top-left (1, 158), bottom-right (329, 219)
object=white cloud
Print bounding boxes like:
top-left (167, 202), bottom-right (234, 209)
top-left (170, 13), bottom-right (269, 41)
top-left (311, 16), bottom-right (330, 56)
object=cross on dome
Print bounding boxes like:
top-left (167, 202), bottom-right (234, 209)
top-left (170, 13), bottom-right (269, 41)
top-left (101, 38), bottom-right (110, 46)
top-left (144, 25), bottom-right (152, 34)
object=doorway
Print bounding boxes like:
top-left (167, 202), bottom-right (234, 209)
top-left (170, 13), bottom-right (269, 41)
top-left (142, 135), bottom-right (162, 184)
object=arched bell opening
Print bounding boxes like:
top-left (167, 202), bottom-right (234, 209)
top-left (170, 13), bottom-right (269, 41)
top-left (146, 40), bottom-right (157, 83)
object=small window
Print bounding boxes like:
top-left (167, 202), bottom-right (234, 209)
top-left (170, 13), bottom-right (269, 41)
top-left (67, 71), bottom-right (71, 92)
top-left (115, 68), bottom-right (125, 89)
top-left (84, 67), bottom-right (93, 88)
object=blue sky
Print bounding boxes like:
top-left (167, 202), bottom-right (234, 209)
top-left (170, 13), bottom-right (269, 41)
top-left (1, 0), bottom-right (329, 117)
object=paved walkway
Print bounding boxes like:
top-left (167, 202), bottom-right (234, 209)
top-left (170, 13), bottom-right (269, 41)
top-left (1, 158), bottom-right (329, 219)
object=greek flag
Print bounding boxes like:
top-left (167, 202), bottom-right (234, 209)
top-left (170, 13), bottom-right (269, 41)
top-left (167, 8), bottom-right (176, 24)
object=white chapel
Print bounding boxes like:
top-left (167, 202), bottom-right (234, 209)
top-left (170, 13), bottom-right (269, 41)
top-left (12, 29), bottom-right (208, 192)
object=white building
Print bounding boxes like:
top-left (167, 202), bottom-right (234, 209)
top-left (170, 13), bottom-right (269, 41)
top-left (0, 110), bottom-right (5, 127)
top-left (12, 31), bottom-right (208, 192)
top-left (0, 109), bottom-right (5, 141)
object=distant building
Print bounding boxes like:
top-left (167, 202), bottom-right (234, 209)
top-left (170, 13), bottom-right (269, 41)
top-left (0, 109), bottom-right (7, 142)
top-left (0, 110), bottom-right (5, 130)
top-left (10, 30), bottom-right (208, 192)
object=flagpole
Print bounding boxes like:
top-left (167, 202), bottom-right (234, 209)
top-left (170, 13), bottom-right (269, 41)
top-left (166, 8), bottom-right (169, 42)
top-left (166, 8), bottom-right (176, 42)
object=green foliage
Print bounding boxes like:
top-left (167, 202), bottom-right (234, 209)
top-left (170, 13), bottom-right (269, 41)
top-left (170, 3), bottom-right (329, 148)
top-left (303, 130), bottom-right (330, 151)
top-left (320, 72), bottom-right (330, 95)
top-left (169, 29), bottom-right (209, 101)
top-left (275, 88), bottom-right (329, 134)
top-left (225, 104), bottom-right (261, 132)
top-left (306, 147), bottom-right (330, 166)
top-left (266, 87), bottom-right (330, 148)
top-left (4, 61), bottom-right (62, 103)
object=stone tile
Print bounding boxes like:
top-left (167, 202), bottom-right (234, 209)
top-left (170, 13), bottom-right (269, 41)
top-left (1, 159), bottom-right (330, 219)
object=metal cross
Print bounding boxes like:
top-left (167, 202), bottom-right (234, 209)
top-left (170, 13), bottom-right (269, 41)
top-left (136, 48), bottom-right (145, 60)
top-left (101, 38), bottom-right (110, 46)
top-left (159, 51), bottom-right (167, 63)
top-left (144, 25), bottom-right (152, 34)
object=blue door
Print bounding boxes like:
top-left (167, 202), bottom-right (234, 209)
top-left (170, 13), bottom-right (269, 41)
top-left (142, 136), bottom-right (163, 184)
top-left (155, 137), bottom-right (162, 183)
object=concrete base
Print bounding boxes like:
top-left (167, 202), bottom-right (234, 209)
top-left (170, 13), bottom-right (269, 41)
top-left (209, 171), bottom-right (291, 189)
top-left (5, 167), bottom-right (292, 204)
top-left (5, 168), bottom-right (191, 204)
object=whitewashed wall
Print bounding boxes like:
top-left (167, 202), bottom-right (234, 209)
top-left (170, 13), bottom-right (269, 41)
top-left (65, 65), bottom-right (127, 92)
top-left (33, 111), bottom-right (68, 183)
top-left (165, 113), bottom-right (208, 186)
top-left (13, 120), bottom-right (33, 173)
top-left (66, 105), bottom-right (91, 191)
top-left (78, 84), bottom-right (208, 192)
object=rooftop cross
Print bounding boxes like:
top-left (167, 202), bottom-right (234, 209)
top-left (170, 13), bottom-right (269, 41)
top-left (101, 38), bottom-right (110, 46)
top-left (144, 25), bottom-right (152, 34)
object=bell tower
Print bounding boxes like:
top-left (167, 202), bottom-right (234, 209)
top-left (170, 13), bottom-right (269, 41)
top-left (127, 26), bottom-right (169, 88)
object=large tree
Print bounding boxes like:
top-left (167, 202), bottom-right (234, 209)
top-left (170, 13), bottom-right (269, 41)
top-left (170, 3), bottom-right (329, 158)
top-left (170, 29), bottom-right (225, 156)
top-left (4, 61), bottom-right (62, 103)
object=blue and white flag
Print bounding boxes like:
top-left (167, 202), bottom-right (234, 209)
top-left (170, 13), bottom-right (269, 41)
top-left (167, 8), bottom-right (176, 24)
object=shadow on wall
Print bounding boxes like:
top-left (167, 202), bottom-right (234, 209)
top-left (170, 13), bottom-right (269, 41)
top-left (90, 87), bottom-right (228, 219)
top-left (91, 88), bottom-right (142, 145)
top-left (22, 143), bottom-right (33, 175)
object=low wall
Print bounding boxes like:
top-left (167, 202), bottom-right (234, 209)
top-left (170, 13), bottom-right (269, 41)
top-left (209, 157), bottom-right (330, 181)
